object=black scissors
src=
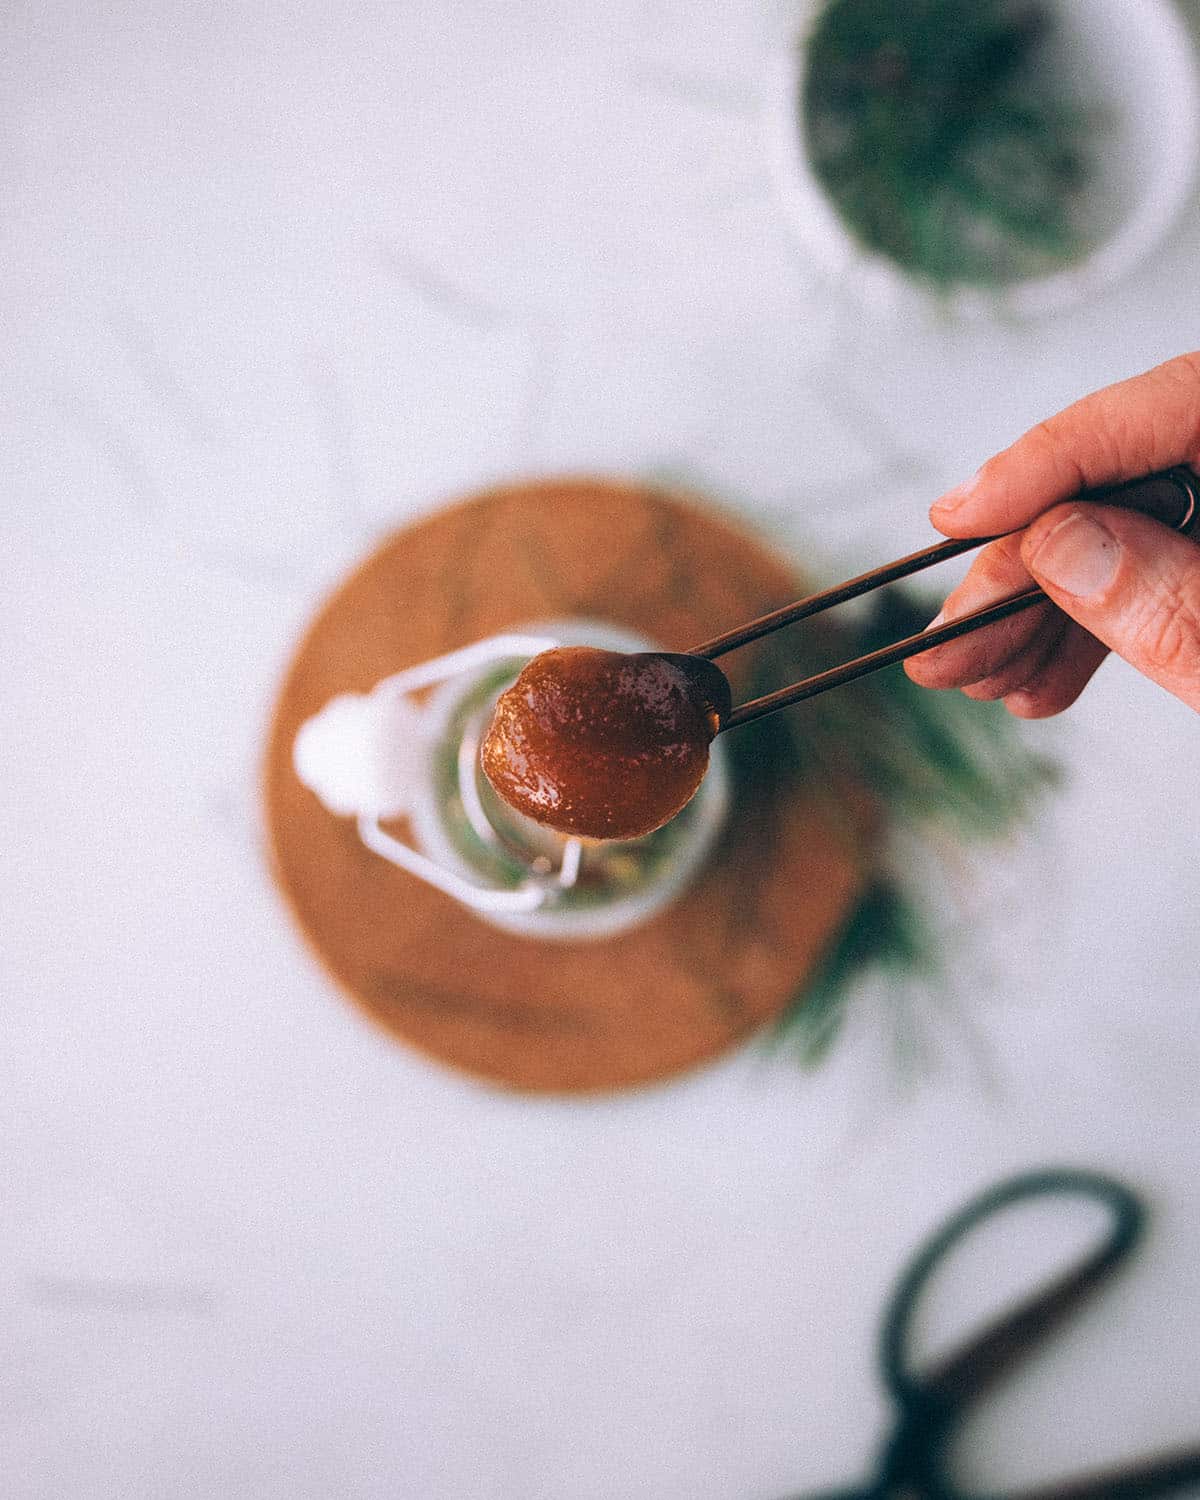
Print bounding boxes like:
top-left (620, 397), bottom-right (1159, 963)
top-left (782, 1169), bottom-right (1200, 1500)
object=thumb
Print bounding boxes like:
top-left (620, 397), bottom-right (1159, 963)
top-left (1020, 504), bottom-right (1200, 711)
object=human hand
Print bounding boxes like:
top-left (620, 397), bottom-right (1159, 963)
top-left (905, 353), bottom-right (1200, 715)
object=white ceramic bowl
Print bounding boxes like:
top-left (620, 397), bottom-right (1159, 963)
top-left (764, 0), bottom-right (1200, 318)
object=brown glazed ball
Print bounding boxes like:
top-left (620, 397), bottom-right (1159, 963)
top-left (480, 646), bottom-right (727, 841)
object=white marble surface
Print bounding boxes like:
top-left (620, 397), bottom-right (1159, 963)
top-left (4, 3), bottom-right (1200, 1496)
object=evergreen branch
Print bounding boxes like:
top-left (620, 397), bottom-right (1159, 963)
top-left (803, 0), bottom-right (1100, 290)
top-left (749, 582), bottom-right (1057, 1063)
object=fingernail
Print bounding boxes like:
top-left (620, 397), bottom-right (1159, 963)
top-left (925, 608), bottom-right (947, 631)
top-left (1029, 510), bottom-right (1121, 598)
top-left (932, 470), bottom-right (982, 517)
top-left (1005, 688), bottom-right (1038, 717)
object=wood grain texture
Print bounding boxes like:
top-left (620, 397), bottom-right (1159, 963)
top-left (263, 477), bottom-right (874, 1092)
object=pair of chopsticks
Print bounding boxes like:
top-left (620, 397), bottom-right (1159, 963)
top-left (695, 467), bottom-right (1199, 732)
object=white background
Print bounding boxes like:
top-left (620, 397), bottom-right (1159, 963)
top-left (4, 2), bottom-right (1200, 1496)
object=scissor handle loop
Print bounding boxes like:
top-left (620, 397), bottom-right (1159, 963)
top-left (880, 1168), bottom-right (1144, 1413)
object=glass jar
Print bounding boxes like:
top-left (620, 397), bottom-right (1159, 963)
top-left (294, 620), bottom-right (729, 940)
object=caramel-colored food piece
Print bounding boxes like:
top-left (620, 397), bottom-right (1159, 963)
top-left (481, 646), bottom-right (728, 840)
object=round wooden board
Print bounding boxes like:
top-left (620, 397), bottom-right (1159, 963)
top-left (264, 477), bottom-right (872, 1092)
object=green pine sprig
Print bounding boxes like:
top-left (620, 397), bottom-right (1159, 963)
top-left (770, 876), bottom-right (938, 1065)
top-left (730, 584), bottom-right (1057, 1064)
top-left (803, 0), bottom-right (1097, 290)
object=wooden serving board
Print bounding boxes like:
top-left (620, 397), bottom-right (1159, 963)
top-left (263, 477), bottom-right (872, 1092)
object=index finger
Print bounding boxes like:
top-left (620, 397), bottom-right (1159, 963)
top-left (930, 352), bottom-right (1200, 538)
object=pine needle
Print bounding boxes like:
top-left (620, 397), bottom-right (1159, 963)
top-left (750, 582), bottom-right (1057, 1063)
top-left (803, 0), bottom-right (1098, 290)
